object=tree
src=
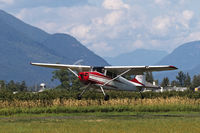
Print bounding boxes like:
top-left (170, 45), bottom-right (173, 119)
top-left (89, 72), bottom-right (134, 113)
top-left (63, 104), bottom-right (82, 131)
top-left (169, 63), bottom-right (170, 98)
top-left (161, 77), bottom-right (169, 87)
top-left (145, 72), bottom-right (154, 83)
top-left (52, 69), bottom-right (82, 90)
top-left (52, 69), bottom-right (71, 89)
top-left (176, 71), bottom-right (186, 87)
top-left (71, 76), bottom-right (83, 91)
top-left (191, 74), bottom-right (200, 89)
top-left (0, 80), bottom-right (6, 89)
top-left (19, 81), bottom-right (27, 91)
top-left (184, 73), bottom-right (191, 88)
top-left (7, 80), bottom-right (18, 91)
top-left (171, 80), bottom-right (179, 87)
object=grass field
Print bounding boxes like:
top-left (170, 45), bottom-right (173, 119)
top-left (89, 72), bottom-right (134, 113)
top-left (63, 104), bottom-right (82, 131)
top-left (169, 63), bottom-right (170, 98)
top-left (0, 112), bottom-right (200, 133)
top-left (0, 97), bottom-right (200, 132)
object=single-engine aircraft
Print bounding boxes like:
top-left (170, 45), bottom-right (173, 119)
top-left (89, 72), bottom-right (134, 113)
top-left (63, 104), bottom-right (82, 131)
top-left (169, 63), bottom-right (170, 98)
top-left (31, 63), bottom-right (177, 100)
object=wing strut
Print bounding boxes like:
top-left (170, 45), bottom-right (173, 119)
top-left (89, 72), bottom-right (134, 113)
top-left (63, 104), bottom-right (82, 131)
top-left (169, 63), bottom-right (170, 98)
top-left (77, 83), bottom-right (91, 100)
top-left (101, 69), bottom-right (131, 87)
top-left (99, 69), bottom-right (131, 101)
top-left (67, 68), bottom-right (78, 77)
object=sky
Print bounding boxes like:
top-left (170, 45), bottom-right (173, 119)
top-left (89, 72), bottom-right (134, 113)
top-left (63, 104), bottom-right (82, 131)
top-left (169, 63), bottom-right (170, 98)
top-left (1, 0), bottom-right (200, 57)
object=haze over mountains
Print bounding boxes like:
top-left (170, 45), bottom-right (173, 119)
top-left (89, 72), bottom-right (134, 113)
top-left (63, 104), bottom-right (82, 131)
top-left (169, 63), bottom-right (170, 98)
top-left (0, 9), bottom-right (108, 85)
top-left (105, 41), bottom-right (200, 81)
top-left (155, 41), bottom-right (200, 80)
top-left (104, 49), bottom-right (168, 66)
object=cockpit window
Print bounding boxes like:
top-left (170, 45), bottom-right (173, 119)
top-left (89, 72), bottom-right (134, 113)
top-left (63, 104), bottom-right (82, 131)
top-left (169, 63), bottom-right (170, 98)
top-left (92, 67), bottom-right (104, 73)
top-left (106, 71), bottom-right (117, 78)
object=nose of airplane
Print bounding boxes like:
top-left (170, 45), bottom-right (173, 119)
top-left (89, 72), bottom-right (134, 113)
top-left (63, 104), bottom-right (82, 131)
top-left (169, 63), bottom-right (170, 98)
top-left (78, 73), bottom-right (84, 80)
top-left (78, 72), bottom-right (89, 84)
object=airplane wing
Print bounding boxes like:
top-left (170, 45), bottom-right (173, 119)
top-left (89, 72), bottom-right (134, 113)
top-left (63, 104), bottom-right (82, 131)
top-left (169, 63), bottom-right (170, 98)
top-left (31, 62), bottom-right (177, 75)
top-left (30, 62), bottom-right (91, 72)
top-left (104, 65), bottom-right (178, 75)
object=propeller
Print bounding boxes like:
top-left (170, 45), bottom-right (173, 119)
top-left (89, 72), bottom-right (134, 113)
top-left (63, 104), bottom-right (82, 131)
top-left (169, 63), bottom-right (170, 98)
top-left (67, 59), bottom-right (84, 86)
top-left (73, 59), bottom-right (84, 72)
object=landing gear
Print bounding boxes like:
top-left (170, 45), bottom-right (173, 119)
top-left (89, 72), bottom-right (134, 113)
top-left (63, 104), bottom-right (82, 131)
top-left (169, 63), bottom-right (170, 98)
top-left (76, 84), bottom-right (110, 101)
top-left (104, 95), bottom-right (109, 101)
top-left (77, 94), bottom-right (82, 100)
top-left (100, 86), bottom-right (109, 101)
top-left (139, 91), bottom-right (144, 99)
top-left (76, 83), bottom-right (91, 100)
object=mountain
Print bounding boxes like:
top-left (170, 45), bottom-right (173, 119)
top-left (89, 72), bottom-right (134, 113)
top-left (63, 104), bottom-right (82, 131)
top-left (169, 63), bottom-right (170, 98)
top-left (155, 41), bottom-right (200, 81)
top-left (0, 9), bottom-right (108, 85)
top-left (157, 41), bottom-right (200, 70)
top-left (42, 33), bottom-right (108, 65)
top-left (104, 49), bottom-right (168, 66)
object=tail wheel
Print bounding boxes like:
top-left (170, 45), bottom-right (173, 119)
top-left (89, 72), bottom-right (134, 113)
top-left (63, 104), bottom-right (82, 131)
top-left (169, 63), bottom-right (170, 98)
top-left (77, 94), bottom-right (82, 100)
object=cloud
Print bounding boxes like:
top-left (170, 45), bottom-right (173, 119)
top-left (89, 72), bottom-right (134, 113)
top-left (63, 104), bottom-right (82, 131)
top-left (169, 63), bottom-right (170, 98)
top-left (185, 32), bottom-right (200, 42)
top-left (9, 0), bottom-right (200, 57)
top-left (89, 42), bottom-right (113, 55)
top-left (175, 10), bottom-right (194, 29)
top-left (102, 0), bottom-right (129, 10)
top-left (35, 22), bottom-right (59, 33)
top-left (104, 11), bottom-right (123, 26)
top-left (154, 0), bottom-right (171, 6)
top-left (0, 0), bottom-right (14, 5)
top-left (151, 16), bottom-right (171, 35)
top-left (182, 10), bottom-right (194, 20)
top-left (70, 25), bottom-right (91, 39)
top-left (132, 40), bottom-right (144, 49)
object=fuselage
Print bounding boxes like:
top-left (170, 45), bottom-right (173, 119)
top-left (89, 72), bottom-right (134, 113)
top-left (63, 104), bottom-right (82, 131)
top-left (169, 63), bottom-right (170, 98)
top-left (78, 71), bottom-right (139, 91)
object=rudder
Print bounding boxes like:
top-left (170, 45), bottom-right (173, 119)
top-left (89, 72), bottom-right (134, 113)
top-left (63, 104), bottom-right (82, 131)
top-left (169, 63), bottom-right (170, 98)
top-left (130, 75), bottom-right (146, 87)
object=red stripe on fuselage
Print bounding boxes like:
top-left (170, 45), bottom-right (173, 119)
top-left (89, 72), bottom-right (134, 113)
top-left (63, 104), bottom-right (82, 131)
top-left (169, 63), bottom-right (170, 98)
top-left (130, 78), bottom-right (144, 86)
top-left (88, 78), bottom-right (118, 89)
top-left (89, 72), bottom-right (123, 84)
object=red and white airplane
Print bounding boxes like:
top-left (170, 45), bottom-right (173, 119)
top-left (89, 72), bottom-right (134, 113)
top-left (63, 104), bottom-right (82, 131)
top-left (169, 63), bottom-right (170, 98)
top-left (31, 63), bottom-right (177, 100)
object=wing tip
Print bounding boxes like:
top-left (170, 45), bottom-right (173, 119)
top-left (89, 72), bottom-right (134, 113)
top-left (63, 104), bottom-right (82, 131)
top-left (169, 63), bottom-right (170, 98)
top-left (169, 65), bottom-right (178, 70)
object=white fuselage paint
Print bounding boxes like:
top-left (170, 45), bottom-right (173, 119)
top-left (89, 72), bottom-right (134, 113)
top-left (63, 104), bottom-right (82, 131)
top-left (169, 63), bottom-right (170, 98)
top-left (89, 73), bottom-right (140, 91)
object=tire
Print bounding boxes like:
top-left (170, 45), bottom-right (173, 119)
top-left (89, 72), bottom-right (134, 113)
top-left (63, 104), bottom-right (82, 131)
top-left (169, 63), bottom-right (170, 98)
top-left (104, 95), bottom-right (109, 101)
top-left (77, 94), bottom-right (82, 100)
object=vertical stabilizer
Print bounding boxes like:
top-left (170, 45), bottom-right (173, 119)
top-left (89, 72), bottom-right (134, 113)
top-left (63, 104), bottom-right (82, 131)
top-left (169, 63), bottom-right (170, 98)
top-left (130, 75), bottom-right (146, 87)
top-left (131, 75), bottom-right (160, 89)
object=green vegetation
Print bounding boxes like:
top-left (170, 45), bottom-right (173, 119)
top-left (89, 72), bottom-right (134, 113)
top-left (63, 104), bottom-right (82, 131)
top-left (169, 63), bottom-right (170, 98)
top-left (1, 89), bottom-right (200, 101)
top-left (0, 71), bottom-right (199, 132)
top-left (0, 90), bottom-right (200, 115)
top-left (161, 77), bottom-right (170, 87)
top-left (1, 104), bottom-right (200, 116)
top-left (0, 71), bottom-right (200, 116)
top-left (161, 71), bottom-right (199, 89)
top-left (0, 80), bottom-right (27, 92)
top-left (0, 112), bottom-right (200, 133)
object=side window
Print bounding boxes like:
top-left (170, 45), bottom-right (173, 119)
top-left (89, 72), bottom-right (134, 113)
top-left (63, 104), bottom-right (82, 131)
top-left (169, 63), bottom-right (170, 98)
top-left (107, 71), bottom-right (112, 78)
top-left (93, 67), bottom-right (104, 74)
top-left (106, 71), bottom-right (117, 78)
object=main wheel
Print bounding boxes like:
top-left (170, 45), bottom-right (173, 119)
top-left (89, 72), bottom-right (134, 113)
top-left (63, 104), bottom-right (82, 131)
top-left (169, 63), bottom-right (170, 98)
top-left (140, 92), bottom-right (144, 99)
top-left (77, 94), bottom-right (82, 100)
top-left (104, 95), bottom-right (109, 101)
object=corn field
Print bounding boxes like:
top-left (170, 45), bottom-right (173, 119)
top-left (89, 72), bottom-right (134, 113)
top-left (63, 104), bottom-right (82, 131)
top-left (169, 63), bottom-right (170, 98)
top-left (0, 97), bottom-right (200, 108)
top-left (0, 89), bottom-right (200, 115)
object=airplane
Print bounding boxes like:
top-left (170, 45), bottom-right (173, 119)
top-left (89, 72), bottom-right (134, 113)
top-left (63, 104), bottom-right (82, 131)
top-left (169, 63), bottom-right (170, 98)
top-left (31, 62), bottom-right (177, 100)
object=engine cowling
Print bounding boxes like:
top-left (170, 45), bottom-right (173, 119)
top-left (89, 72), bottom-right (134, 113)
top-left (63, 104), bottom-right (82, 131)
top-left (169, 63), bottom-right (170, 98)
top-left (78, 72), bottom-right (89, 84)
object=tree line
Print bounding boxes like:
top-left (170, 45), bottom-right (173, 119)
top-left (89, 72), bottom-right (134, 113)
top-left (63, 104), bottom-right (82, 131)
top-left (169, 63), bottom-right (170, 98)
top-left (160, 71), bottom-right (200, 89)
top-left (0, 80), bottom-right (27, 92)
top-left (1, 70), bottom-right (200, 92)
